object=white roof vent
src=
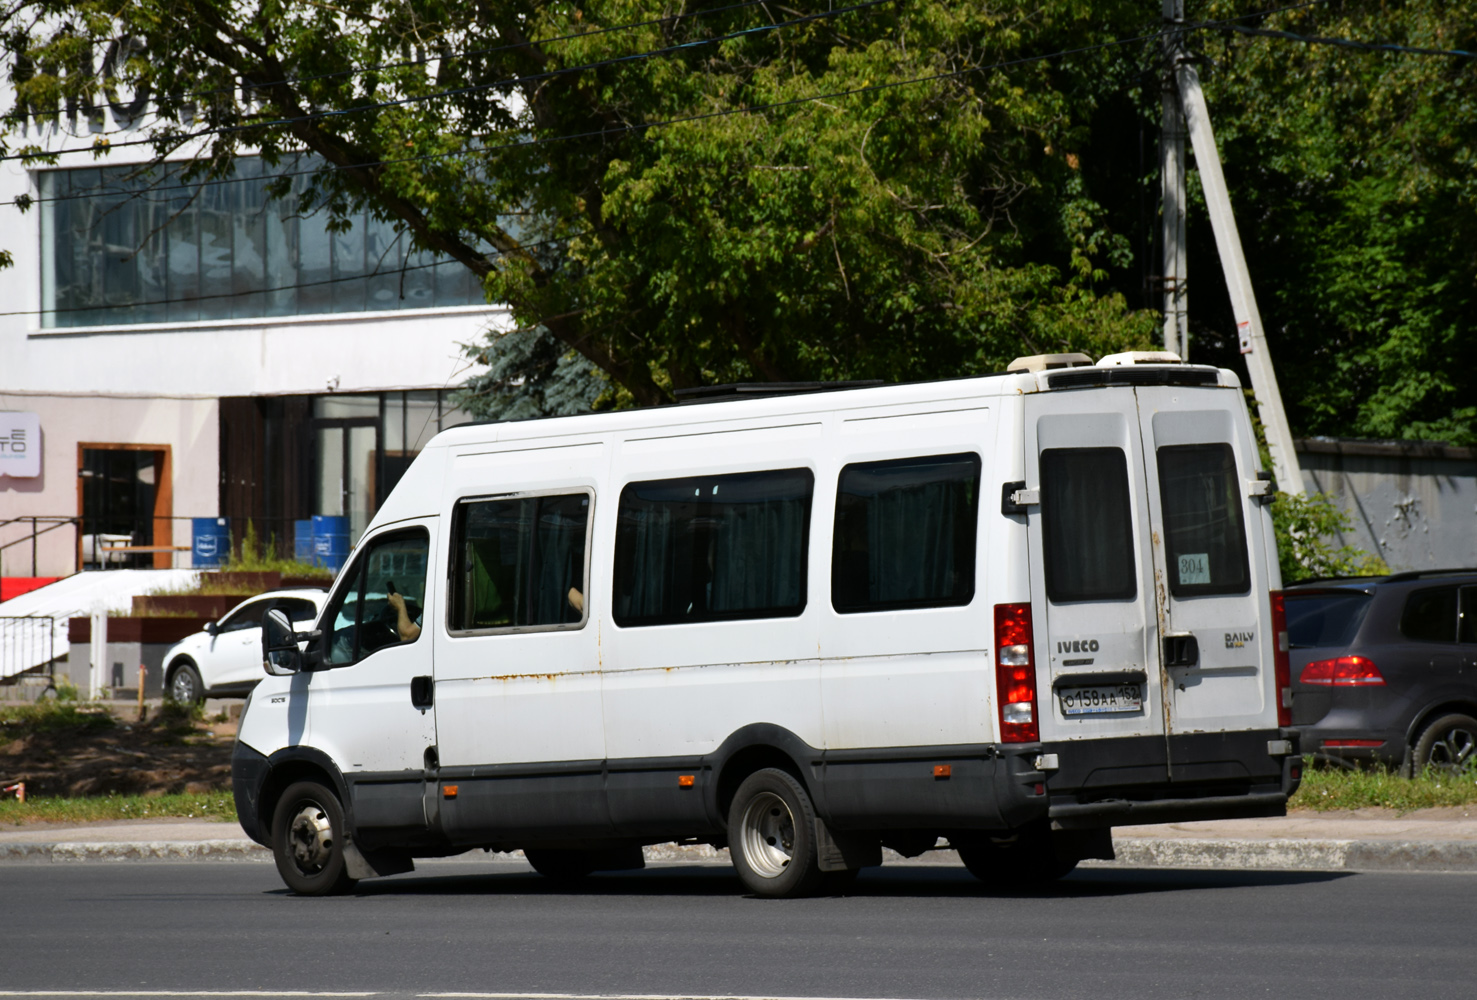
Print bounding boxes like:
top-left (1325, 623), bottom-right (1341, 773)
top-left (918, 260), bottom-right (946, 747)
top-left (1007, 352), bottom-right (1094, 374)
top-left (1097, 350), bottom-right (1183, 367)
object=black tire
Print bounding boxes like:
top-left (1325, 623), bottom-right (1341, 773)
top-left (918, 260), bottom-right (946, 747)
top-left (1411, 713), bottom-right (1477, 774)
top-left (168, 661), bottom-right (204, 705)
top-left (955, 824), bottom-right (1077, 888)
top-left (271, 780), bottom-right (357, 896)
top-left (524, 849), bottom-right (598, 881)
top-left (726, 768), bottom-right (825, 899)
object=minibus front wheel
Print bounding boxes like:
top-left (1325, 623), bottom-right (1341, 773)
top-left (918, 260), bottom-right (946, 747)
top-left (271, 780), bottom-right (358, 896)
top-left (727, 768), bottom-right (826, 898)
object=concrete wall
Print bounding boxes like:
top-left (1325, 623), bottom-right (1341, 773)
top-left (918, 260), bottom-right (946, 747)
top-left (1297, 438), bottom-right (1477, 572)
top-left (63, 641), bottom-right (166, 697)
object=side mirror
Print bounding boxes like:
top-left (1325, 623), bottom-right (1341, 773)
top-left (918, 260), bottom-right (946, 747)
top-left (261, 607), bottom-right (303, 676)
top-left (204, 621), bottom-right (219, 637)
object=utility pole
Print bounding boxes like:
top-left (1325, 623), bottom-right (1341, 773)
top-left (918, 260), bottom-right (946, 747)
top-left (1169, 51), bottom-right (1306, 494)
top-left (1161, 0), bottom-right (1189, 360)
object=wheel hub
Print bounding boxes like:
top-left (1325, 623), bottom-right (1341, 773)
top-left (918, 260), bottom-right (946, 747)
top-left (739, 791), bottom-right (796, 879)
top-left (1429, 726), bottom-right (1476, 771)
top-left (287, 802), bottom-right (334, 873)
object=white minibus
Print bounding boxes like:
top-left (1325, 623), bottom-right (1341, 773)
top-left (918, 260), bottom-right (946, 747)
top-left (236, 352), bottom-right (1301, 896)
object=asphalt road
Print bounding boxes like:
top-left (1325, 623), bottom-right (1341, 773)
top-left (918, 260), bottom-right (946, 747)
top-left (1, 859), bottom-right (1472, 1000)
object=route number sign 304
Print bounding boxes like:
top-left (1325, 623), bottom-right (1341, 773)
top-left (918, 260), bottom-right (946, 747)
top-left (1058, 683), bottom-right (1144, 716)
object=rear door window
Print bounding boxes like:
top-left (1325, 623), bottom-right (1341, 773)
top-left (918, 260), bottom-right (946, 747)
top-left (1286, 592), bottom-right (1373, 648)
top-left (1156, 443), bottom-right (1250, 597)
top-left (1462, 587), bottom-right (1477, 644)
top-left (1040, 447), bottom-right (1136, 603)
top-left (1402, 587), bottom-right (1459, 642)
top-left (832, 453), bottom-right (980, 614)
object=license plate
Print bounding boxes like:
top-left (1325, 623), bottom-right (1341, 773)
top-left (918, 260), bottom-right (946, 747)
top-left (1059, 683), bottom-right (1144, 716)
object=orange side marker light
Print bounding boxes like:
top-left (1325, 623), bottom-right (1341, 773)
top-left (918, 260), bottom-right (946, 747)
top-left (678, 774), bottom-right (696, 788)
top-left (442, 784), bottom-right (459, 799)
top-left (933, 765), bottom-right (952, 779)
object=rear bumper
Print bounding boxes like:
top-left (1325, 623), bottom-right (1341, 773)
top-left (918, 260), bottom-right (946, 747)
top-left (1041, 728), bottom-right (1301, 830)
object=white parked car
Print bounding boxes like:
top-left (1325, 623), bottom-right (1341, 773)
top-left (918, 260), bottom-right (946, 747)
top-left (163, 589), bottom-right (327, 703)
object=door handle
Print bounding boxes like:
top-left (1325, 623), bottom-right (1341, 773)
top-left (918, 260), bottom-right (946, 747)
top-left (1164, 634), bottom-right (1199, 667)
top-left (410, 675), bottom-right (434, 709)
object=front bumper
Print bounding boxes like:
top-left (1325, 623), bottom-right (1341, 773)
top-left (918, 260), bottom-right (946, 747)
top-left (231, 741), bottom-right (271, 847)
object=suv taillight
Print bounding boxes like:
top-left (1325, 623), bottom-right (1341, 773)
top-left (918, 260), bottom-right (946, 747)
top-left (1300, 655), bottom-right (1385, 686)
top-left (995, 602), bottom-right (1039, 743)
top-left (1270, 591), bottom-right (1292, 727)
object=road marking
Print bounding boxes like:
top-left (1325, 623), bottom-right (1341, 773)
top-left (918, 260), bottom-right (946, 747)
top-left (422, 994), bottom-right (932, 1000)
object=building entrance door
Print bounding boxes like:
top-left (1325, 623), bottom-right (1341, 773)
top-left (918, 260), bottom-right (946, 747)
top-left (77, 444), bottom-right (173, 569)
top-left (313, 418), bottom-right (379, 545)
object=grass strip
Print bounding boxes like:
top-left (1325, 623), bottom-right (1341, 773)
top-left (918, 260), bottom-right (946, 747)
top-left (0, 791), bottom-right (238, 827)
top-left (1290, 758), bottom-right (1477, 812)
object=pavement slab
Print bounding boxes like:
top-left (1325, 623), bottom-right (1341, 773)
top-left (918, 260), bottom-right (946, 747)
top-left (3, 809), bottom-right (1476, 872)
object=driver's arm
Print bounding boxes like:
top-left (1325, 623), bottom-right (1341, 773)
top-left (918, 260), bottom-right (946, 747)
top-left (387, 592), bottom-right (422, 642)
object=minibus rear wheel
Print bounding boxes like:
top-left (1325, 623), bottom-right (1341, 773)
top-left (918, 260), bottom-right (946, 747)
top-left (727, 768), bottom-right (825, 898)
top-left (271, 780), bottom-right (358, 896)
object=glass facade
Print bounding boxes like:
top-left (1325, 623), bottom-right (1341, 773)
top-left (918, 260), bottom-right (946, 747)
top-left (38, 157), bottom-right (485, 328)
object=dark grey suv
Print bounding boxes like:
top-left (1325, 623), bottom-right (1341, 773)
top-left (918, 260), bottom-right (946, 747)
top-left (1287, 570), bottom-right (1477, 773)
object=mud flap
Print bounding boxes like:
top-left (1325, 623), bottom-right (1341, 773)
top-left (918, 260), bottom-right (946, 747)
top-left (343, 839), bottom-right (415, 879)
top-left (815, 817), bottom-right (882, 872)
top-left (1055, 826), bottom-right (1115, 864)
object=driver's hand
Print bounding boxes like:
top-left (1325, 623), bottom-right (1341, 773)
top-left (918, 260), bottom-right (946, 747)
top-left (387, 592), bottom-right (407, 615)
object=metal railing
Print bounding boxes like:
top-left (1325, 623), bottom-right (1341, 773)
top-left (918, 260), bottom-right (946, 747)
top-left (0, 517), bottom-right (80, 578)
top-left (0, 615), bottom-right (59, 691)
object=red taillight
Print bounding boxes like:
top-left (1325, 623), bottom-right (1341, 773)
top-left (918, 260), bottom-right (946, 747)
top-left (1321, 739), bottom-right (1384, 748)
top-left (995, 602), bottom-right (1039, 743)
top-left (1270, 591), bottom-right (1292, 728)
top-left (1300, 655), bottom-right (1385, 686)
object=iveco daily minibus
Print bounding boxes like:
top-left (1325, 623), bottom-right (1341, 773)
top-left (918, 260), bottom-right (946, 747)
top-left (234, 352), bottom-right (1300, 896)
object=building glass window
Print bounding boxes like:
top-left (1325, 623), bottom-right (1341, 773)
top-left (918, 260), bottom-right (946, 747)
top-left (37, 156), bottom-right (486, 328)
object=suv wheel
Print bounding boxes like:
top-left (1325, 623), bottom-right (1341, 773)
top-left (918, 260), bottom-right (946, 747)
top-left (1411, 713), bottom-right (1477, 774)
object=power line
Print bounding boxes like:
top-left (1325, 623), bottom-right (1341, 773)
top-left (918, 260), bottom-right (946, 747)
top-left (0, 0), bottom-right (785, 130)
top-left (2, 0), bottom-right (894, 164)
top-left (1212, 21), bottom-right (1477, 60)
top-left (0, 229), bottom-right (582, 320)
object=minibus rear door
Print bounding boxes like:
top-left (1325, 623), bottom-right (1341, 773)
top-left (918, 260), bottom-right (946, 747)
top-left (1024, 389), bottom-right (1167, 770)
top-left (1133, 387), bottom-right (1279, 782)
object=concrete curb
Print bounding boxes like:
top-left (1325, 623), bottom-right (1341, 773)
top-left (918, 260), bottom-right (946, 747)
top-left (3, 837), bottom-right (1476, 872)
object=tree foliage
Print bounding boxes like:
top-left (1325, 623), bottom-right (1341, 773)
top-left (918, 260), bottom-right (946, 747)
top-left (1185, 0), bottom-right (1477, 445)
top-left (2, 0), bottom-right (1157, 409)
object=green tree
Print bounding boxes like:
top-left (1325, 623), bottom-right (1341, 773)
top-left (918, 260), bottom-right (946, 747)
top-left (3, 0), bottom-right (1156, 410)
top-left (1185, 1), bottom-right (1477, 445)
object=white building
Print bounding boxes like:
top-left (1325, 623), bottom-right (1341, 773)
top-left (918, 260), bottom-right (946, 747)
top-left (0, 89), bottom-right (502, 581)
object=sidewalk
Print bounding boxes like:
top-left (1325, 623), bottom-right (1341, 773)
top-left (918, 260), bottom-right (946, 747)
top-left (2, 809), bottom-right (1475, 872)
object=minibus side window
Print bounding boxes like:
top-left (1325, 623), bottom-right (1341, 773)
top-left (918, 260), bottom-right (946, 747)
top-left (322, 529), bottom-right (430, 666)
top-left (831, 453), bottom-right (981, 614)
top-left (613, 468), bottom-right (813, 627)
top-left (449, 492), bottom-right (591, 633)
top-left (1040, 448), bottom-right (1137, 603)
top-left (1156, 443), bottom-right (1251, 597)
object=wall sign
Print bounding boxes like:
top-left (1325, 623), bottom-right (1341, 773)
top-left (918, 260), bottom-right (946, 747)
top-left (0, 412), bottom-right (41, 478)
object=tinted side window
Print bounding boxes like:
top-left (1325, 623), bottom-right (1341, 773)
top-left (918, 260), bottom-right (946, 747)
top-left (1157, 444), bottom-right (1251, 597)
top-left (219, 600), bottom-right (270, 632)
top-left (1462, 587), bottom-right (1477, 644)
top-left (832, 453), bottom-right (980, 614)
top-left (1402, 587), bottom-right (1458, 643)
top-left (279, 597), bottom-right (320, 624)
top-left (450, 492), bottom-right (590, 632)
top-left (1041, 448), bottom-right (1136, 603)
top-left (614, 468), bottom-right (813, 627)
top-left (1286, 592), bottom-right (1373, 648)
